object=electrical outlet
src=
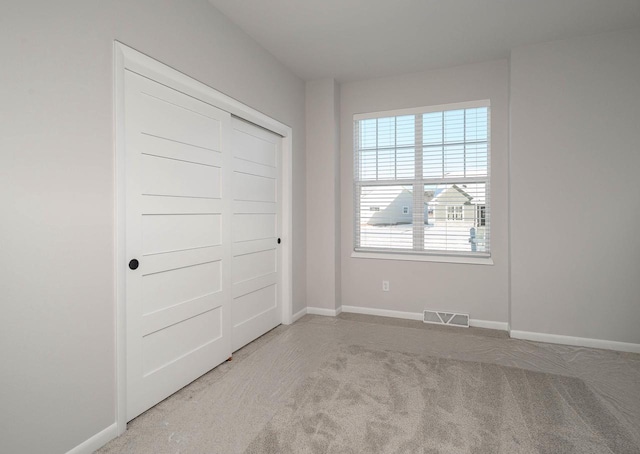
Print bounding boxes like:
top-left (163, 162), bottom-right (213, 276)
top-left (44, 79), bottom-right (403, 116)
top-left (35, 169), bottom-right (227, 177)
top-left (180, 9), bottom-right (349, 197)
top-left (382, 280), bottom-right (390, 292)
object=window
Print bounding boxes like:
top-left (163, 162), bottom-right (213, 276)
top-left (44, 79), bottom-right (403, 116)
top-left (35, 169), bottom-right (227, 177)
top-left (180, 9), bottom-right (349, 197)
top-left (447, 206), bottom-right (463, 221)
top-left (476, 205), bottom-right (486, 227)
top-left (354, 100), bottom-right (490, 257)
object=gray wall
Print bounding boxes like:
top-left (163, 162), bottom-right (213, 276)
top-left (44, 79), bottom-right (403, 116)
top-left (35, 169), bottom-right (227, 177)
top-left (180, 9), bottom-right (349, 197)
top-left (0, 1), bottom-right (305, 452)
top-left (339, 60), bottom-right (510, 323)
top-left (306, 79), bottom-right (341, 311)
top-left (510, 27), bottom-right (640, 344)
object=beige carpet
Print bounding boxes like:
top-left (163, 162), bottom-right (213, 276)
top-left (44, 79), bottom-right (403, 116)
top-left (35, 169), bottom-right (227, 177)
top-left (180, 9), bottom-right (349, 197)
top-left (98, 314), bottom-right (640, 453)
top-left (245, 344), bottom-right (637, 454)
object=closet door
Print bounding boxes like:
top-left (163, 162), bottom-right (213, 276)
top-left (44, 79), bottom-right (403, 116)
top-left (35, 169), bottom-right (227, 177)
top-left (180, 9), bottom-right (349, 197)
top-left (231, 118), bottom-right (282, 351)
top-left (124, 70), bottom-right (232, 421)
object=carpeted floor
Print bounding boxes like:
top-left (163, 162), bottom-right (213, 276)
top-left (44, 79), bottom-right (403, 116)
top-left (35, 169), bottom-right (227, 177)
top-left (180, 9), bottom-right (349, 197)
top-left (98, 314), bottom-right (640, 454)
top-left (245, 344), bottom-right (637, 454)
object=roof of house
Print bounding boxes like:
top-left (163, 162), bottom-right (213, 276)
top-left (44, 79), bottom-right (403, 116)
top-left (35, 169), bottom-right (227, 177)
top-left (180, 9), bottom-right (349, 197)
top-left (431, 184), bottom-right (474, 204)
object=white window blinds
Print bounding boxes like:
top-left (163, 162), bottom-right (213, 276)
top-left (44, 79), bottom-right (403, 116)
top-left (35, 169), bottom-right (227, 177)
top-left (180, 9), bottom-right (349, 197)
top-left (354, 101), bottom-right (491, 257)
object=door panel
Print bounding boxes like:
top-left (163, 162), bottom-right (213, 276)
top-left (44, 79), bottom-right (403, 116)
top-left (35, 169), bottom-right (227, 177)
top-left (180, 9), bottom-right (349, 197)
top-left (231, 118), bottom-right (282, 352)
top-left (142, 292), bottom-right (224, 336)
top-left (125, 70), bottom-right (232, 421)
top-left (233, 172), bottom-right (276, 202)
top-left (142, 261), bottom-right (222, 314)
top-left (232, 214), bottom-right (276, 242)
top-left (232, 285), bottom-right (277, 327)
top-left (137, 133), bottom-right (222, 167)
top-left (234, 158), bottom-right (277, 179)
top-left (142, 196), bottom-right (221, 215)
top-left (135, 92), bottom-right (223, 150)
top-left (233, 272), bottom-right (277, 300)
top-left (142, 214), bottom-right (221, 254)
top-left (142, 307), bottom-right (223, 375)
top-left (232, 130), bottom-right (276, 166)
top-left (142, 245), bottom-right (222, 275)
top-left (233, 249), bottom-right (276, 284)
top-left (142, 154), bottom-right (222, 198)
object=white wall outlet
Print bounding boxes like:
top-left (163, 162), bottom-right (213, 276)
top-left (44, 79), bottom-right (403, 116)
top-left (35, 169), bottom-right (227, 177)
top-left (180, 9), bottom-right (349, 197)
top-left (382, 280), bottom-right (390, 292)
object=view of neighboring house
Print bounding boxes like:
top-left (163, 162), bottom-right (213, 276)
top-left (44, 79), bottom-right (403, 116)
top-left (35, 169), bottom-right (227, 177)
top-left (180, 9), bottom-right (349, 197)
top-left (362, 184), bottom-right (486, 228)
top-left (429, 184), bottom-right (486, 227)
top-left (360, 186), bottom-right (414, 226)
top-left (359, 183), bottom-right (488, 252)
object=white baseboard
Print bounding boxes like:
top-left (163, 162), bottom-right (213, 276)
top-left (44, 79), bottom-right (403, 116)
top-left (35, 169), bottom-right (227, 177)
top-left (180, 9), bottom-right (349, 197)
top-left (341, 305), bottom-right (509, 331)
top-left (300, 305), bottom-right (638, 353)
top-left (307, 306), bottom-right (343, 317)
top-left (510, 330), bottom-right (640, 354)
top-left (342, 305), bottom-right (423, 321)
top-left (66, 422), bottom-right (118, 454)
top-left (469, 319), bottom-right (510, 331)
top-left (291, 307), bottom-right (307, 323)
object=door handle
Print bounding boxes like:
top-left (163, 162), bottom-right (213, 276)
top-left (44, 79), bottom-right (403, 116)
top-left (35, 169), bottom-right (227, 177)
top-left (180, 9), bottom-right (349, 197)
top-left (129, 259), bottom-right (139, 270)
top-left (277, 238), bottom-right (281, 244)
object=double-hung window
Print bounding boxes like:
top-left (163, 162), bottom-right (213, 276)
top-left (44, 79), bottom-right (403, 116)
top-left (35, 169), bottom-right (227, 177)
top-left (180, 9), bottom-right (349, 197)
top-left (353, 100), bottom-right (490, 258)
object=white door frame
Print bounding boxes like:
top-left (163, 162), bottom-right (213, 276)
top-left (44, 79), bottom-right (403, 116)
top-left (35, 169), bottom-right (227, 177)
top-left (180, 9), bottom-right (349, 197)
top-left (113, 41), bottom-right (293, 435)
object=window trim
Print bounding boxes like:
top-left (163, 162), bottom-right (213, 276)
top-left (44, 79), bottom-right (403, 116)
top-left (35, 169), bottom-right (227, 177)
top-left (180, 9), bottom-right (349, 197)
top-left (351, 251), bottom-right (494, 265)
top-left (353, 99), bottom-right (491, 263)
top-left (354, 99), bottom-right (490, 121)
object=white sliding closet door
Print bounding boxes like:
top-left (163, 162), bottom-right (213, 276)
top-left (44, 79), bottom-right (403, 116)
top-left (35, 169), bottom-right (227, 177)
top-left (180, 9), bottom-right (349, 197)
top-left (124, 70), bottom-right (232, 421)
top-left (231, 118), bottom-right (282, 352)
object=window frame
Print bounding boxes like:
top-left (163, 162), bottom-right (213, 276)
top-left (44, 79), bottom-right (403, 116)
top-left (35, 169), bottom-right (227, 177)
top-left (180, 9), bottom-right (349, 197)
top-left (447, 206), bottom-right (464, 221)
top-left (476, 204), bottom-right (486, 227)
top-left (353, 100), bottom-right (492, 264)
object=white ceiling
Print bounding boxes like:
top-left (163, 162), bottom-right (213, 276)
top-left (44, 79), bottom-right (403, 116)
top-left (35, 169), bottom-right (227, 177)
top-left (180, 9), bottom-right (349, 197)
top-left (208, 0), bottom-right (640, 82)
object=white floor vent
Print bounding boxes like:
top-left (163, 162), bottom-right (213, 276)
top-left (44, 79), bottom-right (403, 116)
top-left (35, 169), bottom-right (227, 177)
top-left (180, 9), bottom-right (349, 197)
top-left (423, 310), bottom-right (469, 328)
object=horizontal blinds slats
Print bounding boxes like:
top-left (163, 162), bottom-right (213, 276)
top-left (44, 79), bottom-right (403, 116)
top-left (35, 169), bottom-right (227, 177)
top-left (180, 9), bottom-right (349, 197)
top-left (354, 104), bottom-right (490, 256)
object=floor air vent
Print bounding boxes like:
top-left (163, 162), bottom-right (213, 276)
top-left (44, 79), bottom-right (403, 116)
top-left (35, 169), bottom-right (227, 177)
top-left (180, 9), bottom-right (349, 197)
top-left (423, 310), bottom-right (469, 328)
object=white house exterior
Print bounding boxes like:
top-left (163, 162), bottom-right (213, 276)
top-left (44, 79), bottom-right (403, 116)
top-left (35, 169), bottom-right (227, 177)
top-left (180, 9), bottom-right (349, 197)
top-left (361, 186), bottom-right (414, 225)
top-left (431, 185), bottom-right (471, 223)
top-left (362, 184), bottom-right (485, 226)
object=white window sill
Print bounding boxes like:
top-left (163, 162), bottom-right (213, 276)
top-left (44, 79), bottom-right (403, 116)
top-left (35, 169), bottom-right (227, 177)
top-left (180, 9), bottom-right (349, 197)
top-left (351, 251), bottom-right (494, 265)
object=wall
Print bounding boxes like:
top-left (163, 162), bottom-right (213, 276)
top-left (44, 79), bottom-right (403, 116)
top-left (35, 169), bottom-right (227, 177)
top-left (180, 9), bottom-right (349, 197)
top-left (306, 79), bottom-right (341, 312)
top-left (510, 27), bottom-right (640, 345)
top-left (0, 1), bottom-right (305, 452)
top-left (339, 60), bottom-right (510, 324)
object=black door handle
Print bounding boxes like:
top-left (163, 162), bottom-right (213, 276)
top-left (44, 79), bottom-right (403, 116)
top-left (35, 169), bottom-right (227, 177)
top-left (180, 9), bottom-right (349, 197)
top-left (129, 259), bottom-right (139, 270)
top-left (277, 238), bottom-right (281, 244)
